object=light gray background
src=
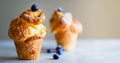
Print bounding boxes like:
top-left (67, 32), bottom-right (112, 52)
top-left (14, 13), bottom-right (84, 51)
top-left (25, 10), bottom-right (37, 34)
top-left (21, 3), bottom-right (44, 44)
top-left (0, 0), bottom-right (120, 40)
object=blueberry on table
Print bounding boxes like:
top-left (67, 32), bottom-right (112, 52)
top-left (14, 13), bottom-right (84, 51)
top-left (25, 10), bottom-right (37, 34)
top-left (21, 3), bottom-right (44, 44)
top-left (47, 48), bottom-right (53, 53)
top-left (56, 45), bottom-right (64, 51)
top-left (53, 54), bottom-right (60, 60)
top-left (31, 4), bottom-right (39, 11)
top-left (57, 7), bottom-right (64, 12)
top-left (56, 49), bottom-right (62, 55)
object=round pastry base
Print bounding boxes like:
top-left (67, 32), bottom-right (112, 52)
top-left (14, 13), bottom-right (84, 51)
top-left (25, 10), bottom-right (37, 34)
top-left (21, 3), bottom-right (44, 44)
top-left (14, 39), bottom-right (43, 60)
top-left (55, 31), bottom-right (78, 51)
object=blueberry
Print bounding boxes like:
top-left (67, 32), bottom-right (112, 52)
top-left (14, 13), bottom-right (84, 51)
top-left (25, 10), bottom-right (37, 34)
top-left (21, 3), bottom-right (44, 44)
top-left (47, 48), bottom-right (53, 53)
top-left (31, 4), bottom-right (39, 11)
top-left (57, 7), bottom-right (64, 12)
top-left (53, 54), bottom-right (60, 60)
top-left (56, 49), bottom-right (62, 55)
top-left (56, 45), bottom-right (64, 51)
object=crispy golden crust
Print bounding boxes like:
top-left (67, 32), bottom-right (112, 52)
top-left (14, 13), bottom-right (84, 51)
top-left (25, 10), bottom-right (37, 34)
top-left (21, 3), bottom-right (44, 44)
top-left (50, 10), bottom-right (83, 50)
top-left (50, 10), bottom-right (63, 32)
top-left (14, 39), bottom-right (43, 60)
top-left (20, 9), bottom-right (45, 24)
top-left (8, 9), bottom-right (46, 42)
top-left (50, 11), bottom-right (83, 35)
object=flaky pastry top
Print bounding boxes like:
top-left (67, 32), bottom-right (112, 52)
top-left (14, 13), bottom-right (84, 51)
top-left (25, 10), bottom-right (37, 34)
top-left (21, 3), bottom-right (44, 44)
top-left (50, 10), bottom-right (83, 34)
top-left (8, 9), bottom-right (46, 42)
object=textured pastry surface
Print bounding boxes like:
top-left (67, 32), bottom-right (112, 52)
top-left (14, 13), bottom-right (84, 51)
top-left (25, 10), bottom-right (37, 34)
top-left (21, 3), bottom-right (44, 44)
top-left (50, 9), bottom-right (83, 50)
top-left (50, 10), bottom-right (83, 35)
top-left (15, 39), bottom-right (43, 60)
top-left (8, 9), bottom-right (46, 42)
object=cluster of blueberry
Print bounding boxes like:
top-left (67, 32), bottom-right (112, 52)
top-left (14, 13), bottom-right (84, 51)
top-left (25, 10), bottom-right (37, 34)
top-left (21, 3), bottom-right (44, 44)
top-left (47, 45), bottom-right (64, 60)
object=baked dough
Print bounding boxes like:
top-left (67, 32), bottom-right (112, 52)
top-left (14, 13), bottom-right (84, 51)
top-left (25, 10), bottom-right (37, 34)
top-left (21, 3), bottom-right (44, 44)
top-left (8, 9), bottom-right (46, 42)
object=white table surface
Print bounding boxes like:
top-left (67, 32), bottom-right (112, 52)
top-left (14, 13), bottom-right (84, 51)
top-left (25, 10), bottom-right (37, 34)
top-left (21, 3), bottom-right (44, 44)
top-left (0, 39), bottom-right (120, 63)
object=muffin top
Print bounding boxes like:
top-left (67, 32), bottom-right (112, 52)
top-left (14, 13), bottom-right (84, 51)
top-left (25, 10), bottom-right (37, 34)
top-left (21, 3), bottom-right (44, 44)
top-left (50, 7), bottom-right (83, 34)
top-left (8, 4), bottom-right (46, 42)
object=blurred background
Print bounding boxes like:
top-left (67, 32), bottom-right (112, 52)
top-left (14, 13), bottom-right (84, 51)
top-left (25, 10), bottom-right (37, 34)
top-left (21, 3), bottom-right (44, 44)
top-left (0, 0), bottom-right (120, 40)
